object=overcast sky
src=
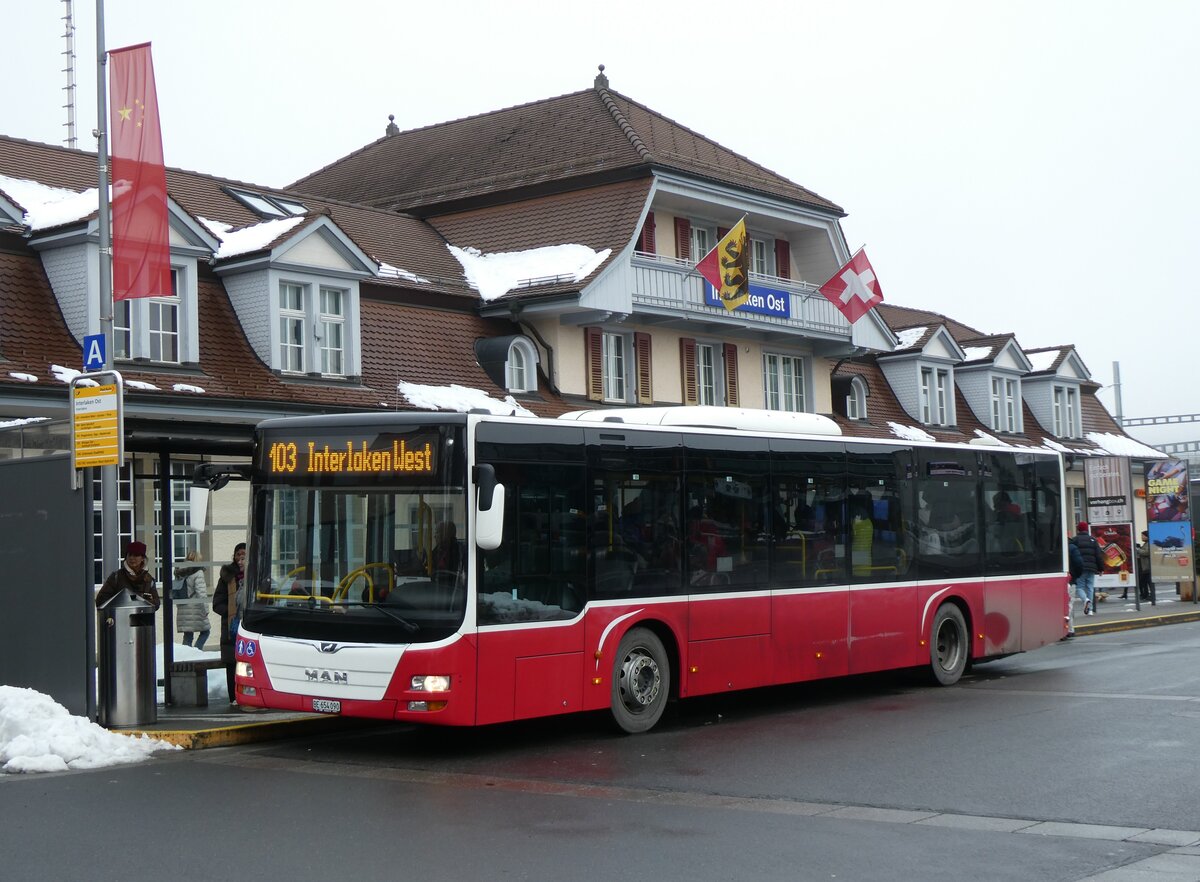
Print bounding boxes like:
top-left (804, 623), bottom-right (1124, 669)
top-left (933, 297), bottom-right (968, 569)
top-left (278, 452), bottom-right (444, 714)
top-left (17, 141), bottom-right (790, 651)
top-left (6, 1), bottom-right (1198, 448)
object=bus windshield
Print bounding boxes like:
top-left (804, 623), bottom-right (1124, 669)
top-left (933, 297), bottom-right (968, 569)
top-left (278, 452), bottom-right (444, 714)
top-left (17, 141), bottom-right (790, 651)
top-left (245, 421), bottom-right (467, 644)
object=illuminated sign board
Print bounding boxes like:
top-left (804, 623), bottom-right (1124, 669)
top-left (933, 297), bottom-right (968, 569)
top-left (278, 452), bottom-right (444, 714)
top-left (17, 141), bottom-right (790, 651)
top-left (262, 433), bottom-right (437, 478)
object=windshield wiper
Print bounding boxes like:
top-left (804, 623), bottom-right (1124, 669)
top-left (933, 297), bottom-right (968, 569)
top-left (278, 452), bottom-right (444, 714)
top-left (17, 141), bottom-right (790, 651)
top-left (335, 601), bottom-right (419, 633)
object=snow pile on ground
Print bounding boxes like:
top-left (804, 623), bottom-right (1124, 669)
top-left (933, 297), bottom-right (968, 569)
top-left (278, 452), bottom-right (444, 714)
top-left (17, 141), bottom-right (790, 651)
top-left (0, 686), bottom-right (178, 774)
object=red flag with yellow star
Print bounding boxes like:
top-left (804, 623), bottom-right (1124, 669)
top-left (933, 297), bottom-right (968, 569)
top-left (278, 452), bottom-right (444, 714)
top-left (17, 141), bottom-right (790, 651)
top-left (109, 43), bottom-right (171, 301)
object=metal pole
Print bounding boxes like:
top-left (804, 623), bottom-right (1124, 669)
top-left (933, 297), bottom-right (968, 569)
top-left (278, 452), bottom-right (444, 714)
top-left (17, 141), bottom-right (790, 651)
top-left (95, 0), bottom-right (119, 594)
top-left (1112, 361), bottom-right (1123, 425)
top-left (160, 449), bottom-right (174, 705)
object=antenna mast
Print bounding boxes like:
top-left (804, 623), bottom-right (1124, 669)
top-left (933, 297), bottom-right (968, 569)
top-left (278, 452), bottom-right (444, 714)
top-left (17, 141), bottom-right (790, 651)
top-left (62, 0), bottom-right (78, 148)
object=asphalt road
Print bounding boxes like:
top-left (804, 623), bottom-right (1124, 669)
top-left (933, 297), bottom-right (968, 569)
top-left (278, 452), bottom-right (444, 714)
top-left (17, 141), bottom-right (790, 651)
top-left (5, 623), bottom-right (1200, 882)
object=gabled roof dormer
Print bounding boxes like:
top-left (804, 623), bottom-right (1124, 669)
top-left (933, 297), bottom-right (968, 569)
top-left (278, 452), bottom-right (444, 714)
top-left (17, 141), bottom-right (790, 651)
top-left (212, 214), bottom-right (376, 380)
top-left (876, 324), bottom-right (965, 427)
top-left (9, 178), bottom-right (219, 367)
top-left (1022, 346), bottom-right (1091, 439)
top-left (954, 335), bottom-right (1033, 435)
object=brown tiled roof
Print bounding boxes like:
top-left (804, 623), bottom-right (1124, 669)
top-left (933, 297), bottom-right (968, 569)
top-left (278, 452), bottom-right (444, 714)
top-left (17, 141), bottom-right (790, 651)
top-left (429, 178), bottom-right (652, 302)
top-left (0, 249), bottom-right (82, 380)
top-left (957, 333), bottom-right (1017, 363)
top-left (290, 87), bottom-right (842, 216)
top-left (875, 303), bottom-right (984, 343)
top-left (1022, 345), bottom-right (1070, 375)
top-left (0, 135), bottom-right (472, 297)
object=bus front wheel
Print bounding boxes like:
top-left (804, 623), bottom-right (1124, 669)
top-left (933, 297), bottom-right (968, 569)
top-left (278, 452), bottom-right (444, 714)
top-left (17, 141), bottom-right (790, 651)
top-left (930, 603), bottom-right (968, 686)
top-left (611, 627), bottom-right (669, 734)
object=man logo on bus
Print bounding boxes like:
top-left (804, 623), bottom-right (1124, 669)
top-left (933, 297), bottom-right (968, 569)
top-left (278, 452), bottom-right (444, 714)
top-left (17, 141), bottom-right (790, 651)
top-left (319, 642), bottom-right (339, 653)
top-left (306, 668), bottom-right (348, 685)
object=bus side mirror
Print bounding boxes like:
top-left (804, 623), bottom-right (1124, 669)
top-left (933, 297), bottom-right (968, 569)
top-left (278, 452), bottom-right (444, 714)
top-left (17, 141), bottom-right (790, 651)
top-left (474, 464), bottom-right (505, 551)
top-left (189, 486), bottom-right (209, 532)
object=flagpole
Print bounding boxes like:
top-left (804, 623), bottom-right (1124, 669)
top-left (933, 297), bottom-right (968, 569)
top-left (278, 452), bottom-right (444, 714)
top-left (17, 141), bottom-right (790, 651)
top-left (95, 0), bottom-right (118, 610)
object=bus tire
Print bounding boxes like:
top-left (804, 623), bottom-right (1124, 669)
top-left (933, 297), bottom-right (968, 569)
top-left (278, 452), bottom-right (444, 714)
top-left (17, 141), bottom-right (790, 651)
top-left (611, 627), bottom-right (669, 734)
top-left (930, 603), bottom-right (969, 686)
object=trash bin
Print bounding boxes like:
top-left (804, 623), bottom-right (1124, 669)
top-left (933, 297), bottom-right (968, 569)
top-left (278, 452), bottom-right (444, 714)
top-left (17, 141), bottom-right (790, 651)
top-left (97, 589), bottom-right (157, 727)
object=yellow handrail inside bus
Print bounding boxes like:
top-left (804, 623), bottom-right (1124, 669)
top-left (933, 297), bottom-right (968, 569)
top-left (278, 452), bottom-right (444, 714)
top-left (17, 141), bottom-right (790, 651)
top-left (256, 591), bottom-right (332, 606)
top-left (333, 563), bottom-right (395, 603)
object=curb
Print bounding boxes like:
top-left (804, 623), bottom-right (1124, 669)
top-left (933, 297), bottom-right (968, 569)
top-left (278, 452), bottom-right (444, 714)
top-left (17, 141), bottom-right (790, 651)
top-left (1075, 609), bottom-right (1200, 637)
top-left (123, 715), bottom-right (359, 750)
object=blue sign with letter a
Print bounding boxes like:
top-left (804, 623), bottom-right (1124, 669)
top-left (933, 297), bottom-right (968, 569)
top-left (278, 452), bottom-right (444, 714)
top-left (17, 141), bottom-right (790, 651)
top-left (83, 334), bottom-right (106, 371)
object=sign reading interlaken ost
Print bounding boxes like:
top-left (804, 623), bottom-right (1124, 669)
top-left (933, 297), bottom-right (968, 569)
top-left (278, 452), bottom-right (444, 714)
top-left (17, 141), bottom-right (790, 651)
top-left (70, 372), bottom-right (125, 470)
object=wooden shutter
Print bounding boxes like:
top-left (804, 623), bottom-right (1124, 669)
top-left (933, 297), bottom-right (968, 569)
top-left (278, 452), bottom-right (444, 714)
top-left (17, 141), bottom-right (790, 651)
top-left (584, 327), bottom-right (604, 401)
top-left (637, 211), bottom-right (656, 254)
top-left (674, 217), bottom-right (691, 261)
top-left (774, 239), bottom-right (791, 280)
top-left (679, 337), bottom-right (698, 406)
top-left (635, 332), bottom-right (653, 405)
top-left (716, 226), bottom-right (730, 241)
top-left (723, 343), bottom-right (740, 407)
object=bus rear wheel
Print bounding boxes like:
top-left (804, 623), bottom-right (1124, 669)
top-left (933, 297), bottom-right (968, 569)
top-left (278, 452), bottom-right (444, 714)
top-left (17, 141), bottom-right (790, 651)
top-left (611, 627), bottom-right (669, 734)
top-left (930, 604), bottom-right (968, 686)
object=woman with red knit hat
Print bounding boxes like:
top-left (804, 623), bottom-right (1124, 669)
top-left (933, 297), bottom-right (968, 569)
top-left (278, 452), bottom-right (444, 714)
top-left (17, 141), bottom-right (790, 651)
top-left (95, 540), bottom-right (160, 609)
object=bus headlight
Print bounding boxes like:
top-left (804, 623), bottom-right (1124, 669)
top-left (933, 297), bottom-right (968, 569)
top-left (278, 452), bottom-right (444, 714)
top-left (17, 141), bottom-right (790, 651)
top-left (235, 662), bottom-right (254, 679)
top-left (410, 675), bottom-right (450, 692)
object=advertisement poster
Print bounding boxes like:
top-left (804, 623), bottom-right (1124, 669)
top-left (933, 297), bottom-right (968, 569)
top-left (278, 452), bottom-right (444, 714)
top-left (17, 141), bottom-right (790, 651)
top-left (1147, 521), bottom-right (1194, 583)
top-left (1085, 456), bottom-right (1132, 525)
top-left (1145, 459), bottom-right (1190, 522)
top-left (1093, 522), bottom-right (1134, 590)
top-left (1144, 460), bottom-right (1195, 593)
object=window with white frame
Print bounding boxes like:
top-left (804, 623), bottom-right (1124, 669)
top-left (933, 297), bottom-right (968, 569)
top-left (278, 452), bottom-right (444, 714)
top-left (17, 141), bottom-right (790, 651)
top-left (991, 376), bottom-right (1018, 432)
top-left (504, 338), bottom-right (538, 393)
top-left (318, 286), bottom-right (345, 376)
top-left (763, 353), bottom-right (806, 412)
top-left (750, 238), bottom-right (769, 275)
top-left (279, 282), bottom-right (306, 373)
top-left (112, 268), bottom-right (184, 364)
top-left (1072, 487), bottom-right (1085, 525)
top-left (154, 459), bottom-right (199, 565)
top-left (1053, 384), bottom-right (1080, 437)
top-left (697, 343), bottom-right (717, 405)
top-left (690, 226), bottom-right (712, 261)
top-left (921, 366), bottom-right (951, 425)
top-left (602, 332), bottom-right (626, 402)
top-left (113, 300), bottom-right (132, 360)
top-left (846, 376), bottom-right (867, 420)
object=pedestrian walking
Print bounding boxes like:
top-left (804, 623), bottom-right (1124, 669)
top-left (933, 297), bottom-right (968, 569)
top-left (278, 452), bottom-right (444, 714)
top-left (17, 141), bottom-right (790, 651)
top-left (1070, 522), bottom-right (1101, 615)
top-left (212, 543), bottom-right (246, 706)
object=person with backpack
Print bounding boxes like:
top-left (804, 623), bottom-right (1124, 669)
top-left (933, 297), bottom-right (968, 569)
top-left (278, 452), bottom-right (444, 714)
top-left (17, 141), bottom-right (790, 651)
top-left (1070, 522), bottom-right (1102, 615)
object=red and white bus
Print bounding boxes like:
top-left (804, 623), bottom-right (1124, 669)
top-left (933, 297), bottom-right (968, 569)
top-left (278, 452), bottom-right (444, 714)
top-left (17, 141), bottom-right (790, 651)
top-left (232, 406), bottom-right (1067, 732)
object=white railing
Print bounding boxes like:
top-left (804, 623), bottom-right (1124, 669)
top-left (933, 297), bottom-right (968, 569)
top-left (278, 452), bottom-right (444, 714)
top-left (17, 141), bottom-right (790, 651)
top-left (630, 253), bottom-right (850, 337)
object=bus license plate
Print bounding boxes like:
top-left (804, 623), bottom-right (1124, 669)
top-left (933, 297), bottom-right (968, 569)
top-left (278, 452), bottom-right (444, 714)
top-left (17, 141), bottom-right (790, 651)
top-left (313, 699), bottom-right (341, 714)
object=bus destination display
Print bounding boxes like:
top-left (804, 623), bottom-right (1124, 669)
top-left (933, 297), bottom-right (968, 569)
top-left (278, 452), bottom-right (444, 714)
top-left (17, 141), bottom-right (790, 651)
top-left (265, 435), bottom-right (435, 477)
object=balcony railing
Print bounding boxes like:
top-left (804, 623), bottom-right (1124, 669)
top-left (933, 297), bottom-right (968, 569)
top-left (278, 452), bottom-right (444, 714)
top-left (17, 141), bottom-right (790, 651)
top-left (631, 252), bottom-right (851, 338)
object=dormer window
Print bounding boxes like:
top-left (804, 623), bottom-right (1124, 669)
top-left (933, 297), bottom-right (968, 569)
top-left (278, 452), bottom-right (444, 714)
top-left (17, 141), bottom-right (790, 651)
top-left (846, 376), bottom-right (868, 420)
top-left (990, 377), bottom-right (1020, 433)
top-left (920, 366), bottom-right (952, 426)
top-left (1053, 384), bottom-right (1080, 438)
top-left (278, 280), bottom-right (350, 377)
top-left (225, 187), bottom-right (307, 219)
top-left (505, 337), bottom-right (539, 393)
top-left (113, 268), bottom-right (185, 364)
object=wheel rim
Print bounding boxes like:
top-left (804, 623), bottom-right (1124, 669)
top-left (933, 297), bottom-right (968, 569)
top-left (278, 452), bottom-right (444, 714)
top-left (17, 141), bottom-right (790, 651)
top-left (618, 648), bottom-right (661, 713)
top-left (935, 618), bottom-right (963, 673)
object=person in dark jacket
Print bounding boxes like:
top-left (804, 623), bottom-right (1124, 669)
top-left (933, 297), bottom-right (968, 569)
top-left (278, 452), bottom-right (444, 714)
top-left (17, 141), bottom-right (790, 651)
top-left (1069, 521), bottom-right (1102, 615)
top-left (211, 543), bottom-right (246, 706)
top-left (95, 540), bottom-right (159, 610)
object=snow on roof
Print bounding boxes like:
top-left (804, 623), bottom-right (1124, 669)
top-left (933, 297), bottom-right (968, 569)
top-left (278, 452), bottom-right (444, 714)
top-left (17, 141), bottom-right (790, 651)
top-left (172, 383), bottom-right (206, 394)
top-left (888, 421), bottom-right (937, 442)
top-left (447, 243), bottom-right (612, 302)
top-left (1086, 432), bottom-right (1164, 459)
top-left (0, 685), bottom-right (177, 773)
top-left (126, 380), bottom-right (159, 391)
top-left (214, 215), bottom-right (305, 259)
top-left (378, 261), bottom-right (430, 284)
top-left (397, 381), bottom-right (534, 417)
top-left (894, 327), bottom-right (927, 350)
top-left (972, 429), bottom-right (1009, 446)
top-left (961, 346), bottom-right (992, 361)
top-left (0, 417), bottom-right (48, 430)
top-left (0, 174), bottom-right (96, 231)
top-left (50, 365), bottom-right (97, 386)
top-left (1026, 349), bottom-right (1061, 372)
top-left (8, 372), bottom-right (37, 383)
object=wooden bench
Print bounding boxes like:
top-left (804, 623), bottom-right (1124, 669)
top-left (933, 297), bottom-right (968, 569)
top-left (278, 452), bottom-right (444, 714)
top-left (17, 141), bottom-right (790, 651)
top-left (168, 659), bottom-right (225, 707)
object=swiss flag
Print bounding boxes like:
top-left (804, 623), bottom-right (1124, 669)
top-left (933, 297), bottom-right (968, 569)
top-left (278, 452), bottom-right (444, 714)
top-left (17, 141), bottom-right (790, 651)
top-left (818, 248), bottom-right (883, 324)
